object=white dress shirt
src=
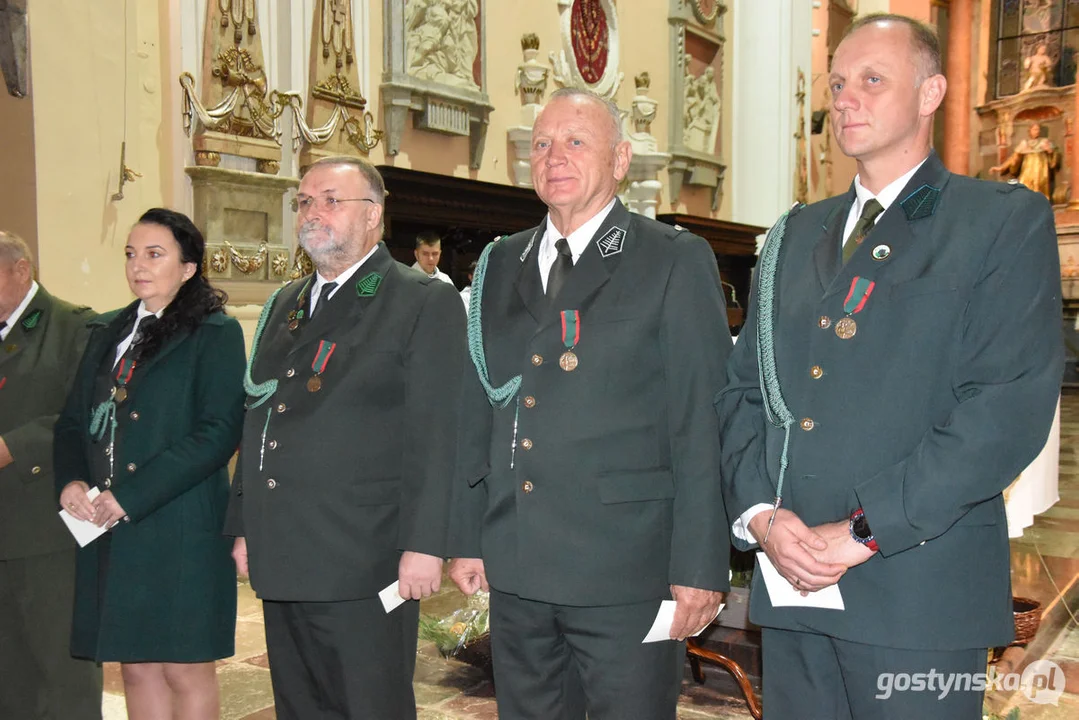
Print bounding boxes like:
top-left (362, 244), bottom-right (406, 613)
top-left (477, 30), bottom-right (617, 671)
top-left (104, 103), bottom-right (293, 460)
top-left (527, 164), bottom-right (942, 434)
top-left (538, 198), bottom-right (617, 292)
top-left (310, 243), bottom-right (380, 315)
top-left (113, 302), bottom-right (164, 367)
top-left (0, 280), bottom-right (39, 341)
top-left (410, 262), bottom-right (455, 286)
top-left (730, 156), bottom-right (930, 546)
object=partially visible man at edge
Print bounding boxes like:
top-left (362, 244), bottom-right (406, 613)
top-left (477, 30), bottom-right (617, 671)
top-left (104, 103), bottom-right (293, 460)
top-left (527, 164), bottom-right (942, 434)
top-left (0, 230), bottom-right (101, 719)
top-left (718, 14), bottom-right (1062, 719)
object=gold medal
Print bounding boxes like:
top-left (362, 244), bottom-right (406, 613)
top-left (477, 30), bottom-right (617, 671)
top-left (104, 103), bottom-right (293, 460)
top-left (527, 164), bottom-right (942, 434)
top-left (114, 386), bottom-right (128, 403)
top-left (559, 351), bottom-right (578, 372)
top-left (834, 317), bottom-right (857, 340)
top-left (306, 375), bottom-right (322, 392)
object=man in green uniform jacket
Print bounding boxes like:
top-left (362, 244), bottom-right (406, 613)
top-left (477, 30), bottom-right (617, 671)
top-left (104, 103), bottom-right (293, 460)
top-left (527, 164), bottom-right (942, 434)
top-left (225, 156), bottom-right (466, 720)
top-left (448, 88), bottom-right (732, 720)
top-left (717, 15), bottom-right (1063, 719)
top-left (0, 230), bottom-right (101, 719)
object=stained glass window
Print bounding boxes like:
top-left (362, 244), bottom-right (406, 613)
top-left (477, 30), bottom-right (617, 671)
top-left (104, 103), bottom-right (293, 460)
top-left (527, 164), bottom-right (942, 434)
top-left (997, 0), bottom-right (1079, 97)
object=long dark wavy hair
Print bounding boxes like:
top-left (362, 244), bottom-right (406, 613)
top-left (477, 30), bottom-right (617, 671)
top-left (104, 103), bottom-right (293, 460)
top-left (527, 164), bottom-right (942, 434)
top-left (131, 208), bottom-right (228, 359)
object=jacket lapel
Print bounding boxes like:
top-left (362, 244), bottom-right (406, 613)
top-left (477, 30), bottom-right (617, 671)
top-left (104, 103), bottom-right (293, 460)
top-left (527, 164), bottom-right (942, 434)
top-left (0, 286), bottom-right (54, 369)
top-left (545, 199), bottom-right (630, 323)
top-left (829, 151), bottom-right (951, 297)
top-left (288, 243), bottom-right (395, 360)
top-left (83, 302), bottom-right (138, 381)
top-left (515, 225), bottom-right (547, 324)
top-left (812, 191), bottom-right (854, 296)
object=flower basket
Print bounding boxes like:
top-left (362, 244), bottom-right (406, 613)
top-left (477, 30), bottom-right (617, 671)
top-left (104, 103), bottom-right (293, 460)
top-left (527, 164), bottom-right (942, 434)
top-left (1011, 597), bottom-right (1041, 647)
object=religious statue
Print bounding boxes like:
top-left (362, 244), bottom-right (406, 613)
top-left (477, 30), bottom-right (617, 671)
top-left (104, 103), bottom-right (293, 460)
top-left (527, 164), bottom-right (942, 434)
top-left (405, 0), bottom-right (480, 89)
top-left (1022, 44), bottom-right (1055, 92)
top-left (990, 122), bottom-right (1061, 200)
top-left (683, 65), bottom-right (720, 154)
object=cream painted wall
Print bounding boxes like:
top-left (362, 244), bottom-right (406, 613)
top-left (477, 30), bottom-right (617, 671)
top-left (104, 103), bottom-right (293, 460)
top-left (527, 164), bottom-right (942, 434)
top-left (28, 0), bottom-right (176, 312)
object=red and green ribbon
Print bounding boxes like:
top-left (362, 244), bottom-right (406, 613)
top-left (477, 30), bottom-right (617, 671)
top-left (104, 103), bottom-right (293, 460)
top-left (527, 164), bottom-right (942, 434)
top-left (560, 310), bottom-right (580, 349)
top-left (842, 276), bottom-right (876, 315)
top-left (115, 358), bottom-right (136, 386)
top-left (311, 340), bottom-right (337, 374)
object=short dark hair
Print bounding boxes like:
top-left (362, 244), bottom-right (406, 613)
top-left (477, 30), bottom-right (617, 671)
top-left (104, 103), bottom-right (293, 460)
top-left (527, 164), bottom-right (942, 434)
top-left (415, 231), bottom-right (442, 249)
top-left (844, 13), bottom-right (941, 82)
top-left (304, 155), bottom-right (387, 205)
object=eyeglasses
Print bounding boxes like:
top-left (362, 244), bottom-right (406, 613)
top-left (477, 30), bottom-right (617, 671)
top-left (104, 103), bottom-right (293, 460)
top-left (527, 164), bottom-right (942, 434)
top-left (290, 196), bottom-right (377, 214)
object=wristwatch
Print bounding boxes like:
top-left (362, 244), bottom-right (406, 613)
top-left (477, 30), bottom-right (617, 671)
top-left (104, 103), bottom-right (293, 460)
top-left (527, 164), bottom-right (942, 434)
top-left (849, 508), bottom-right (879, 552)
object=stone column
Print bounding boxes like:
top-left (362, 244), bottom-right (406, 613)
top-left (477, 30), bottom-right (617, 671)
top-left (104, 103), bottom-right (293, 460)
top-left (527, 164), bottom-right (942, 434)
top-left (942, 0), bottom-right (972, 175)
top-left (1070, 88), bottom-right (1079, 208)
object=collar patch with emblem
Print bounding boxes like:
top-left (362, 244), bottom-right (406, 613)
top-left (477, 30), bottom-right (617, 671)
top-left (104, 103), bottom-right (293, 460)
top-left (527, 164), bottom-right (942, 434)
top-left (20, 309), bottom-right (42, 331)
top-left (596, 226), bottom-right (626, 258)
top-left (356, 272), bottom-right (382, 297)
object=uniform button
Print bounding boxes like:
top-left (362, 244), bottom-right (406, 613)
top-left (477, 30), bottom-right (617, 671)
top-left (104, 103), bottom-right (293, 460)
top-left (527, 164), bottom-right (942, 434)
top-left (104, 447), bottom-right (112, 456)
top-left (800, 418), bottom-right (815, 431)
top-left (522, 480), bottom-right (534, 493)
top-left (523, 396), bottom-right (536, 408)
top-left (127, 462), bottom-right (137, 472)
top-left (521, 438), bottom-right (533, 450)
top-left (810, 365), bottom-right (823, 379)
top-left (103, 478), bottom-right (112, 488)
top-left (277, 403), bottom-right (287, 413)
top-left (269, 440), bottom-right (278, 450)
top-left (286, 368), bottom-right (296, 378)
top-left (31, 465), bottom-right (41, 475)
top-left (531, 354), bottom-right (543, 366)
top-left (267, 478), bottom-right (277, 489)
top-left (130, 411), bottom-right (140, 420)
top-left (818, 316), bottom-right (832, 329)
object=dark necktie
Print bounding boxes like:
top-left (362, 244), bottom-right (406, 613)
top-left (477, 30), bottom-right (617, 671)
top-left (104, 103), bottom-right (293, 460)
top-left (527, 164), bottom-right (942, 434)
top-left (842, 198), bottom-right (884, 264)
top-left (0, 320), bottom-right (6, 335)
top-left (311, 281), bottom-right (338, 319)
top-left (546, 239), bottom-right (573, 299)
top-left (132, 315), bottom-right (157, 346)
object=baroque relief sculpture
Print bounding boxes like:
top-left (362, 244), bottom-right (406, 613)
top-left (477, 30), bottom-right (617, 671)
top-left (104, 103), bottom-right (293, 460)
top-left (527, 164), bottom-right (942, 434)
top-left (682, 66), bottom-right (720, 154)
top-left (406, 0), bottom-right (480, 89)
top-left (292, 0), bottom-right (382, 159)
top-left (631, 72), bottom-right (658, 136)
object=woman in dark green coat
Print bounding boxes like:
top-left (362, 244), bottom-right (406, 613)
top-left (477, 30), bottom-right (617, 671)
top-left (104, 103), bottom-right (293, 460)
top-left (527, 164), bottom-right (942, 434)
top-left (55, 208), bottom-right (245, 720)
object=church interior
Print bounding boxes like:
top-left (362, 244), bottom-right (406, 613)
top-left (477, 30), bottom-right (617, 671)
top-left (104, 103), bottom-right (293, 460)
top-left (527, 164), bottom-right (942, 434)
top-left (2, 0), bottom-right (1079, 717)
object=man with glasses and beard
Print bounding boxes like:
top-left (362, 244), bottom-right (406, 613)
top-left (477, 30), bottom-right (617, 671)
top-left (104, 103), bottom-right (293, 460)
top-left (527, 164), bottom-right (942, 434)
top-left (225, 156), bottom-right (466, 719)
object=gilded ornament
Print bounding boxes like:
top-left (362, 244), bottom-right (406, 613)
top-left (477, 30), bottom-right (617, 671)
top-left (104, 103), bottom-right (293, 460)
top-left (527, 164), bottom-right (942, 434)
top-left (271, 252), bottom-right (289, 278)
top-left (194, 150), bottom-right (221, 167)
top-left (209, 248), bottom-right (229, 274)
top-left (691, 0), bottom-right (721, 25)
top-left (224, 240), bottom-right (268, 275)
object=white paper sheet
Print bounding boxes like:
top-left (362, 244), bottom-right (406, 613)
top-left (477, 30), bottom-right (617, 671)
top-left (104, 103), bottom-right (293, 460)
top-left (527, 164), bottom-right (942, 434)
top-left (641, 600), bottom-right (725, 643)
top-left (379, 580), bottom-right (408, 613)
top-left (756, 552), bottom-right (845, 610)
top-left (58, 487), bottom-right (107, 547)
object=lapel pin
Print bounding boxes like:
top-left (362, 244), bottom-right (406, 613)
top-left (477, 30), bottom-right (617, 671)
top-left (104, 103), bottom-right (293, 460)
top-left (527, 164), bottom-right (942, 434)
top-left (871, 244), bottom-right (891, 261)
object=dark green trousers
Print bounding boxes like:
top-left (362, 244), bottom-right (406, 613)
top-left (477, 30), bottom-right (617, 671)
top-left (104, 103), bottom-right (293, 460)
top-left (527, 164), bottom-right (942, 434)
top-left (0, 549), bottom-right (102, 720)
top-left (762, 627), bottom-right (986, 720)
top-left (489, 589), bottom-right (683, 720)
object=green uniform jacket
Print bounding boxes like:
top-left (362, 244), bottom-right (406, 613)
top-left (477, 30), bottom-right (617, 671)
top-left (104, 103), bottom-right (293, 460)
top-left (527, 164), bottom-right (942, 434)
top-left (450, 199), bottom-right (732, 606)
top-left (54, 303), bottom-right (245, 661)
top-left (717, 152), bottom-right (1063, 651)
top-left (224, 243), bottom-right (467, 602)
top-left (0, 286), bottom-right (93, 559)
